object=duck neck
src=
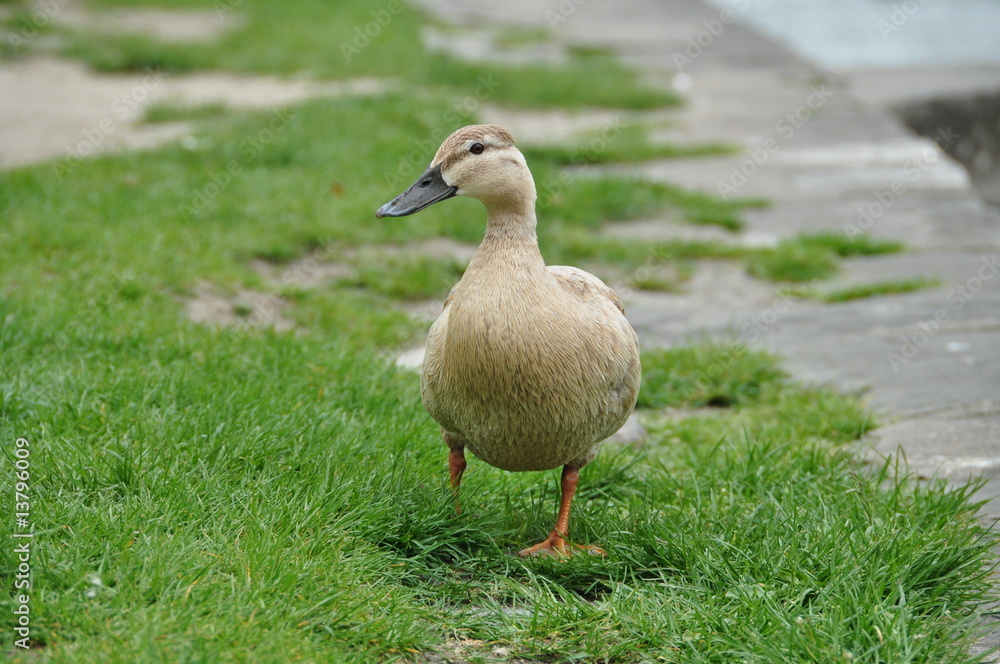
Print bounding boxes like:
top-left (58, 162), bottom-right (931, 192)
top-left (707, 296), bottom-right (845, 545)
top-left (466, 205), bottom-right (545, 278)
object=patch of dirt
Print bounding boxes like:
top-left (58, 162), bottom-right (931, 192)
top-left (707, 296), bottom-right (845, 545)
top-left (250, 257), bottom-right (353, 290)
top-left (249, 238), bottom-right (477, 291)
top-left (199, 239), bottom-right (475, 339)
top-left (51, 6), bottom-right (244, 42)
top-left (182, 282), bottom-right (294, 333)
top-left (415, 637), bottom-right (537, 664)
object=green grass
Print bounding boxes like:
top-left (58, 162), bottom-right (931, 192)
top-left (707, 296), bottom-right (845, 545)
top-left (797, 231), bottom-right (904, 257)
top-left (523, 127), bottom-right (755, 232)
top-left (13, 0), bottom-right (760, 300)
top-left (1, 1), bottom-right (994, 661)
top-left (746, 232), bottom-right (904, 283)
top-left (422, 52), bottom-right (679, 110)
top-left (781, 276), bottom-right (942, 303)
top-left (493, 26), bottom-right (552, 46)
top-left (142, 101), bottom-right (232, 123)
top-left (338, 252), bottom-right (466, 301)
top-left (637, 342), bottom-right (788, 409)
top-left (533, 172), bottom-right (759, 234)
top-left (521, 124), bottom-right (735, 166)
top-left (2, 4), bottom-right (56, 50)
top-left (544, 232), bottom-right (746, 280)
top-left (627, 267), bottom-right (690, 292)
top-left (1, 267), bottom-right (993, 663)
top-left (746, 240), bottom-right (840, 282)
top-left (653, 182), bottom-right (765, 231)
top-left (59, 29), bottom-right (205, 73)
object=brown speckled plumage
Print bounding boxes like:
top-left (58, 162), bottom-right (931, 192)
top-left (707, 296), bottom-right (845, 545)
top-left (379, 124), bottom-right (641, 556)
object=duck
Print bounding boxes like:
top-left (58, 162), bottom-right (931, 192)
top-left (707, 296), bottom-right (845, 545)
top-left (376, 124), bottom-right (641, 557)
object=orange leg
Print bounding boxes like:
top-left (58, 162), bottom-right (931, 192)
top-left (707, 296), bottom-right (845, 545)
top-left (448, 447), bottom-right (466, 490)
top-left (518, 466), bottom-right (606, 558)
top-left (448, 447), bottom-right (466, 514)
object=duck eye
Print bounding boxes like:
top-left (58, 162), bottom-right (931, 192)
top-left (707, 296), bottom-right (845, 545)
top-left (469, 142), bottom-right (485, 155)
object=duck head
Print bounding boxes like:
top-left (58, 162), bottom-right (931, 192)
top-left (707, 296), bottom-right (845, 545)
top-left (376, 124), bottom-right (536, 218)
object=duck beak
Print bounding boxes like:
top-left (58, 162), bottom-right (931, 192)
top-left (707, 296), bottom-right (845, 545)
top-left (376, 164), bottom-right (458, 218)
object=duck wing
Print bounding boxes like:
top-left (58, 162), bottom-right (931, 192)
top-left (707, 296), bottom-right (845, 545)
top-left (547, 266), bottom-right (627, 316)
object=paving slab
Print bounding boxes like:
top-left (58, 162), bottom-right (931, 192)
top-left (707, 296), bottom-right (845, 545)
top-left (846, 66), bottom-right (1000, 109)
top-left (0, 55), bottom-right (383, 169)
top-left (740, 193), bottom-right (1000, 250)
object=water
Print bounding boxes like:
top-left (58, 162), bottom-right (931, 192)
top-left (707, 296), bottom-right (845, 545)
top-left (707, 0), bottom-right (1000, 70)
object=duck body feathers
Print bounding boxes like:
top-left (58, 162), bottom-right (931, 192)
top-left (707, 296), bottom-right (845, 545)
top-left (421, 227), bottom-right (640, 472)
